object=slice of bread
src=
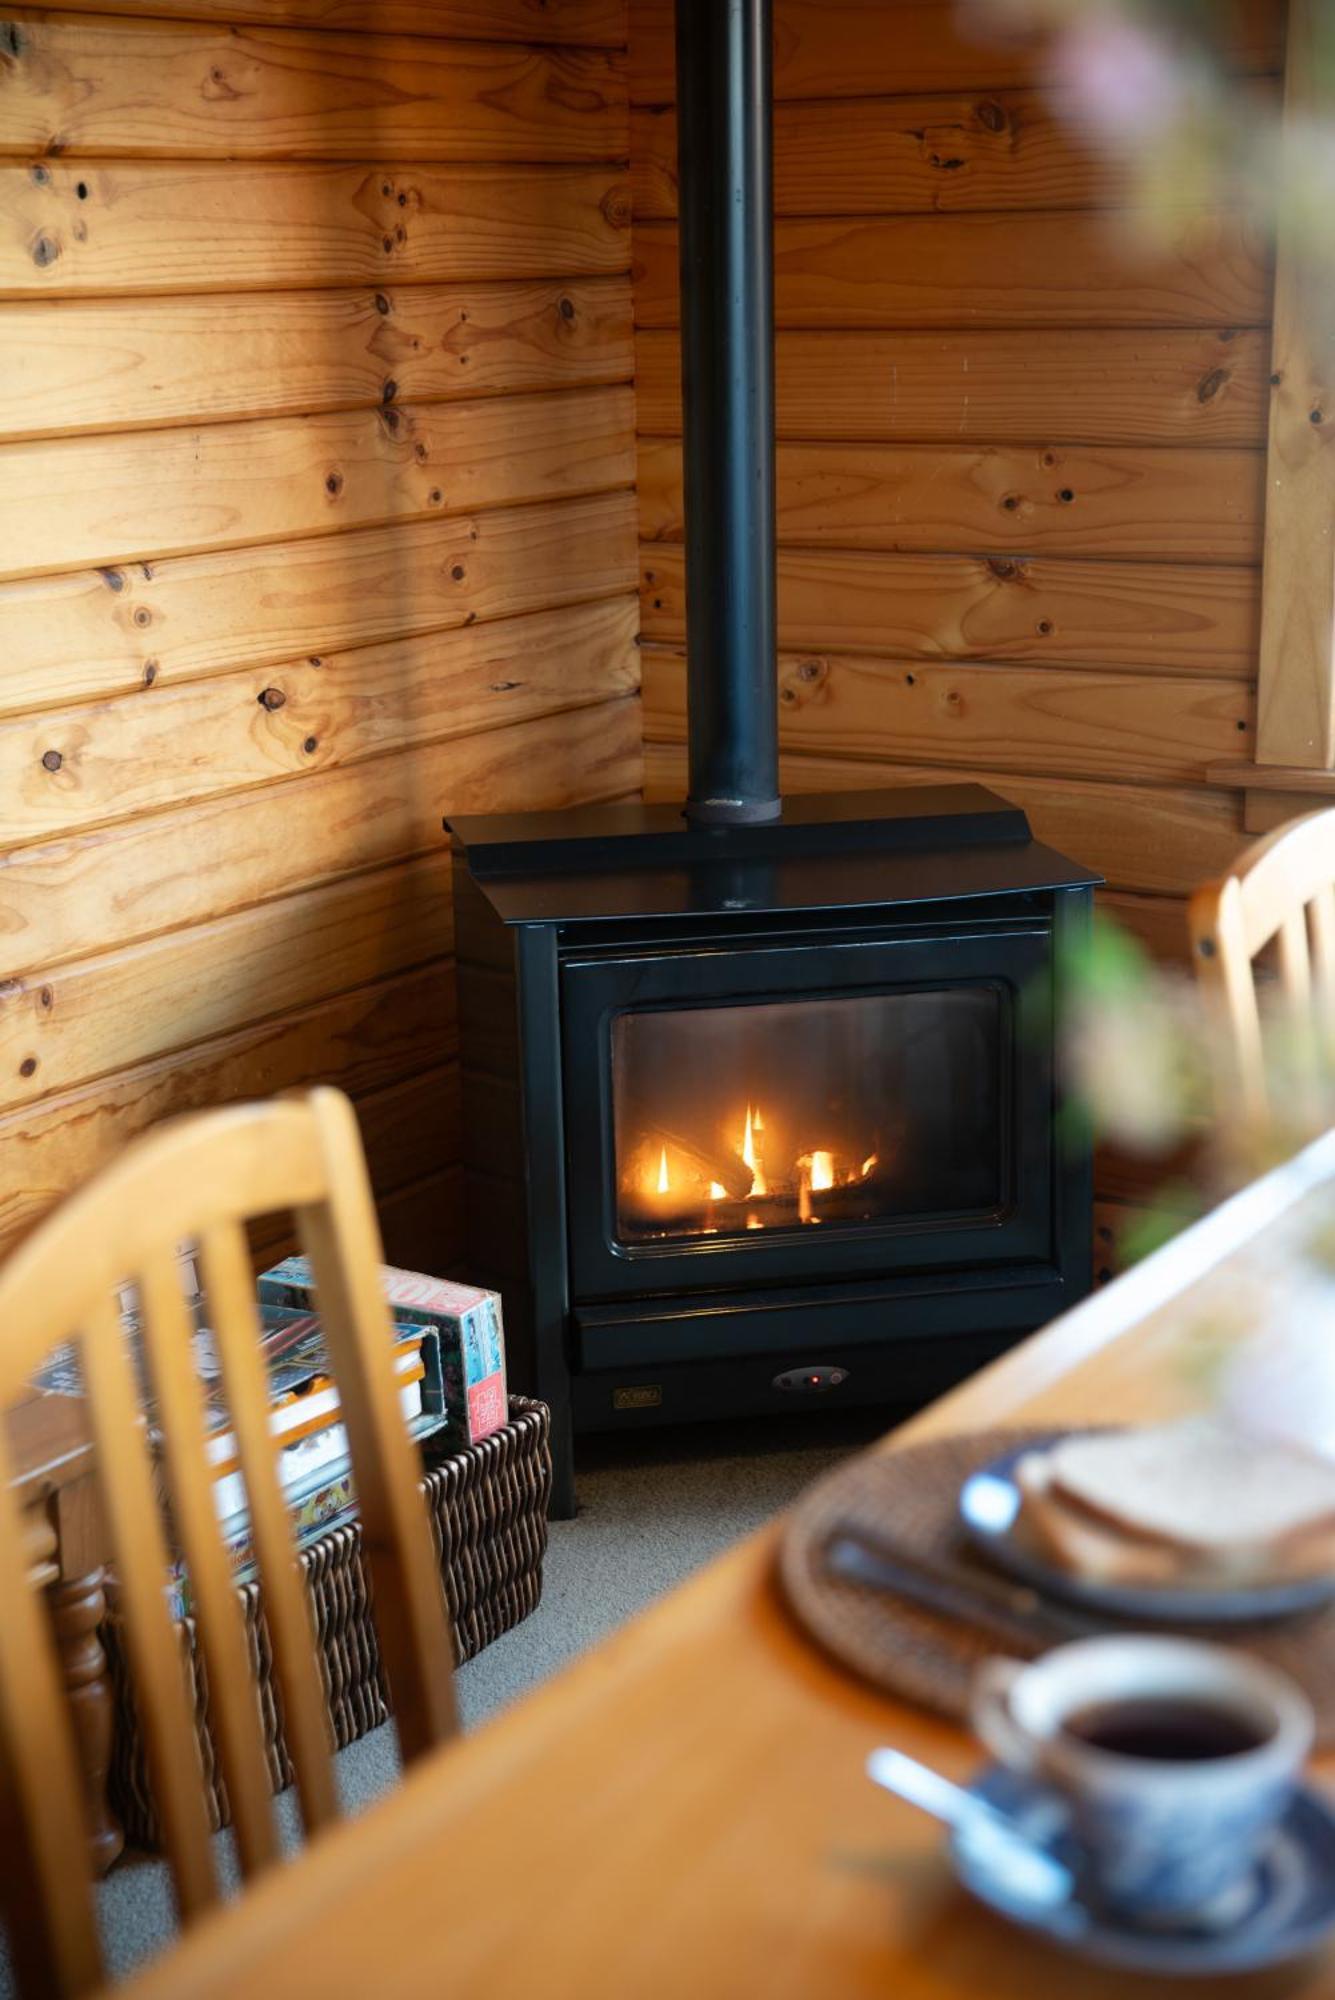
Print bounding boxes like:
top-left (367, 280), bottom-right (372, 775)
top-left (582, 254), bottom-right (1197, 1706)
top-left (1015, 1454), bottom-right (1187, 1585)
top-left (1044, 1418), bottom-right (1335, 1558)
top-left (1011, 1420), bottom-right (1335, 1590)
top-left (1014, 1447), bottom-right (1335, 1588)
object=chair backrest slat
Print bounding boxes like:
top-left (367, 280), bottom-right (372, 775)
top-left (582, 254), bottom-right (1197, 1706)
top-left (78, 1288), bottom-right (220, 1922)
top-left (136, 1250), bottom-right (281, 1881)
top-left (296, 1091), bottom-right (459, 1761)
top-left (1278, 906), bottom-right (1315, 1016)
top-left (1278, 907), bottom-right (1320, 1091)
top-left (1309, 884), bottom-right (1335, 1068)
top-left (195, 1219), bottom-right (340, 1836)
top-left (0, 1089), bottom-right (458, 1996)
top-left (1191, 808), bottom-right (1335, 1141)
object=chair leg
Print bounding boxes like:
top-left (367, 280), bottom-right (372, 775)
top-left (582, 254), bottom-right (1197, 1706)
top-left (49, 1568), bottom-right (123, 1876)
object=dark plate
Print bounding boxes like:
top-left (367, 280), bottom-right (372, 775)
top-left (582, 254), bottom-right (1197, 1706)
top-left (958, 1439), bottom-right (1335, 1626)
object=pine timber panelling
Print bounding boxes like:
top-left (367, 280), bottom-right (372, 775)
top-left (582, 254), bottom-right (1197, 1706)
top-left (0, 1), bottom-right (637, 1264)
top-left (0, 965), bottom-right (456, 1252)
top-left (1097, 894), bottom-right (1197, 968)
top-left (376, 1168), bottom-right (463, 1273)
top-left (0, 703), bottom-right (639, 979)
top-left (633, 93), bottom-right (1111, 221)
top-left (43, 1), bottom-right (624, 37)
top-left (635, 214), bottom-right (1271, 330)
top-left (0, 16), bottom-right (626, 162)
top-left (635, 328), bottom-right (1271, 446)
top-left (640, 648), bottom-right (1250, 787)
top-left (629, 0), bottom-right (1281, 102)
top-left (637, 439), bottom-right (1264, 563)
top-left (0, 596), bottom-right (639, 843)
top-left (1, 489), bottom-right (636, 710)
top-left (640, 547), bottom-right (1261, 678)
top-left (632, 86), bottom-right (1280, 222)
top-left (631, 0), bottom-right (1281, 1238)
top-left (1, 278), bottom-right (634, 437)
top-left (0, 162), bottom-right (631, 297)
top-left (0, 852), bottom-right (456, 1115)
top-left (0, 384), bottom-right (634, 579)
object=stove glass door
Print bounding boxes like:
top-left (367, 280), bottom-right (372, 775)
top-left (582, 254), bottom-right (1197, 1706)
top-left (561, 919), bottom-right (1055, 1304)
top-left (613, 986), bottom-right (1002, 1244)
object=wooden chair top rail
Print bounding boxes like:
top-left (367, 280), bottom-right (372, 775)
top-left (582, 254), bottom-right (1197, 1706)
top-left (0, 1100), bottom-right (329, 1382)
top-left (0, 1088), bottom-right (457, 1999)
top-left (1196, 810), bottom-right (1335, 960)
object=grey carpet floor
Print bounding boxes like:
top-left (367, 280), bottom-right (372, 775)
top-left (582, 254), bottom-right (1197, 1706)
top-left (2, 1409), bottom-right (888, 1993)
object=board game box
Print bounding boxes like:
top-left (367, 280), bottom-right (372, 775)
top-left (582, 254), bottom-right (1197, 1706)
top-left (258, 1257), bottom-right (507, 1451)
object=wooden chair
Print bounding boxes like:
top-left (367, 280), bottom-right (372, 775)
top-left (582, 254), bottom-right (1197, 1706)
top-left (0, 1088), bottom-right (458, 1996)
top-left (1189, 807), bottom-right (1335, 1137)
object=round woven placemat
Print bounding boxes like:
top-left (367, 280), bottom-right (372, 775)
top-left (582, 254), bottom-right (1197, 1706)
top-left (777, 1427), bottom-right (1335, 1748)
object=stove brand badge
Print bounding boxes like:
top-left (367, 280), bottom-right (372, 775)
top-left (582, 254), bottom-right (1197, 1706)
top-left (613, 1384), bottom-right (663, 1410)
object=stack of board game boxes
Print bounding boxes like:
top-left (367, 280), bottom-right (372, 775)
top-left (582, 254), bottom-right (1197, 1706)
top-left (102, 1262), bottom-right (549, 1844)
top-left (157, 1256), bottom-right (507, 1613)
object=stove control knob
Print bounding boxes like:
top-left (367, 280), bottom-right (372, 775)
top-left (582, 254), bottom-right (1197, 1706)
top-left (772, 1366), bottom-right (848, 1393)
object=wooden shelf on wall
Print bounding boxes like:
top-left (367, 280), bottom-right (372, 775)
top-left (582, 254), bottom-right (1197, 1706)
top-left (1205, 761), bottom-right (1335, 835)
top-left (1206, 763), bottom-right (1335, 794)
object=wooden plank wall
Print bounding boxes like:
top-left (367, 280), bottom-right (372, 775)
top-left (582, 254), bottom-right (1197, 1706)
top-left (631, 0), bottom-right (1283, 1272)
top-left (0, 0), bottom-right (639, 1267)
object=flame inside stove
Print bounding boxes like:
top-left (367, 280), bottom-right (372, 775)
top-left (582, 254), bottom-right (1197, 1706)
top-left (741, 1103), bottom-right (768, 1196)
top-left (627, 1099), bottom-right (880, 1231)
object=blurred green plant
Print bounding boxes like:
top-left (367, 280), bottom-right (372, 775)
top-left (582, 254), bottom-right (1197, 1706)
top-left (1061, 910), bottom-right (1335, 1263)
top-left (1060, 914), bottom-right (1335, 1444)
top-left (1060, 913), bottom-right (1210, 1155)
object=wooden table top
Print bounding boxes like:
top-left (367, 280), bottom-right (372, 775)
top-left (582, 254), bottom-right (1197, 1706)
top-left (123, 1134), bottom-right (1335, 2000)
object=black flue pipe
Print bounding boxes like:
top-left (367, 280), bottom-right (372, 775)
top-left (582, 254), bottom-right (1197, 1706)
top-left (674, 0), bottom-right (780, 825)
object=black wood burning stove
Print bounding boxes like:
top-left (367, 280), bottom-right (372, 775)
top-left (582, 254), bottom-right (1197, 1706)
top-left (449, 792), bottom-right (1096, 1514)
top-left (446, 0), bottom-right (1099, 1513)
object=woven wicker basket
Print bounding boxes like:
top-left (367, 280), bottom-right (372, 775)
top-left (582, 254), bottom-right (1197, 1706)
top-left (105, 1395), bottom-right (551, 1847)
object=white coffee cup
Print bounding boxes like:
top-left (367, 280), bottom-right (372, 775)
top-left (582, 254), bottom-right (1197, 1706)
top-left (971, 1636), bottom-right (1312, 1928)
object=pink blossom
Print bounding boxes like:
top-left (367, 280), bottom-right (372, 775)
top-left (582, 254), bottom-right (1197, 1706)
top-left (1050, 11), bottom-right (1185, 139)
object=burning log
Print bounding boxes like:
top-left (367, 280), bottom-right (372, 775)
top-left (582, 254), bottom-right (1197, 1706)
top-left (622, 1124), bottom-right (754, 1201)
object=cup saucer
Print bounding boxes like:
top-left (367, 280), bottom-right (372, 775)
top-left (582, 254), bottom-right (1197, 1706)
top-left (951, 1765), bottom-right (1335, 1975)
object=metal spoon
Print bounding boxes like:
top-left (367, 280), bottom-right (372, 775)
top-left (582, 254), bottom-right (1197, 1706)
top-left (866, 1746), bottom-right (1075, 1909)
